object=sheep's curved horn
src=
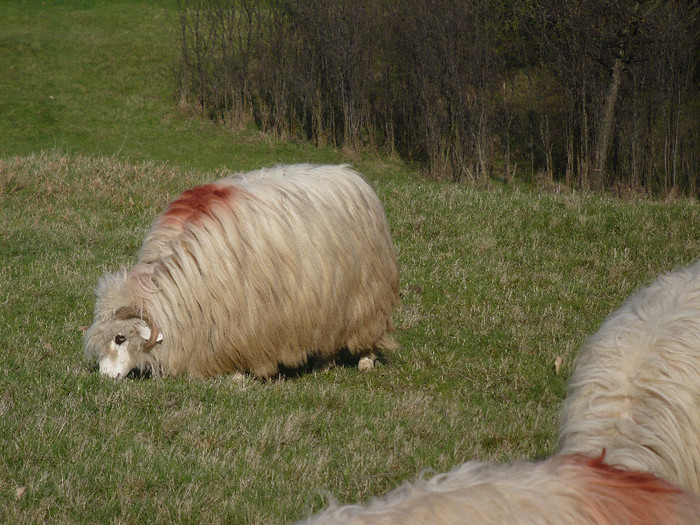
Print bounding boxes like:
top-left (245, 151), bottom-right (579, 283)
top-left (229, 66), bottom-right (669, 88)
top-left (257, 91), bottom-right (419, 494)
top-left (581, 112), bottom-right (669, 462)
top-left (114, 306), bottom-right (161, 351)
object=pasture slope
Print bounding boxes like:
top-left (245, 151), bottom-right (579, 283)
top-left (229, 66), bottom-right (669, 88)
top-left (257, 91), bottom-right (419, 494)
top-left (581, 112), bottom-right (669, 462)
top-left (2, 1), bottom-right (700, 523)
top-left (3, 151), bottom-right (700, 523)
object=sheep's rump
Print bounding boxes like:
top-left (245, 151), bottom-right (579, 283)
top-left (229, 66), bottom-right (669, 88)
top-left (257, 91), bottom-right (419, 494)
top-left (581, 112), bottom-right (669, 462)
top-left (299, 454), bottom-right (700, 525)
top-left (558, 260), bottom-right (700, 494)
top-left (133, 164), bottom-right (399, 378)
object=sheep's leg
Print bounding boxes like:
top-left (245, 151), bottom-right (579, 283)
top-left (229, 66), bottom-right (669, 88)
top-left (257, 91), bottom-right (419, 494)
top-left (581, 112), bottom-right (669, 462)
top-left (358, 353), bottom-right (376, 372)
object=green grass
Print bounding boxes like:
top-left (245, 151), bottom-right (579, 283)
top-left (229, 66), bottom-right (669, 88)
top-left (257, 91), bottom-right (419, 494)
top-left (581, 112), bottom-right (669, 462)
top-left (0, 0), bottom-right (343, 172)
top-left (2, 2), bottom-right (700, 524)
top-left (3, 152), bottom-right (700, 523)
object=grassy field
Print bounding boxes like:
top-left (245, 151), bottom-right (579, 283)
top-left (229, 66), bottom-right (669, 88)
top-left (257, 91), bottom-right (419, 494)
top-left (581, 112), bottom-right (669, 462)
top-left (2, 2), bottom-right (700, 524)
top-left (0, 0), bottom-right (344, 172)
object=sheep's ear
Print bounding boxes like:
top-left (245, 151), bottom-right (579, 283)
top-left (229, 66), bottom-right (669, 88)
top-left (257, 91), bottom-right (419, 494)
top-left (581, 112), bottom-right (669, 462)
top-left (136, 321), bottom-right (164, 343)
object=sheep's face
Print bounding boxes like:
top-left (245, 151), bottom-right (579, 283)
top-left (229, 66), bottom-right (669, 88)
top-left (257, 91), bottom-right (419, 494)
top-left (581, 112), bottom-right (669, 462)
top-left (85, 270), bottom-right (164, 378)
top-left (84, 317), bottom-right (163, 379)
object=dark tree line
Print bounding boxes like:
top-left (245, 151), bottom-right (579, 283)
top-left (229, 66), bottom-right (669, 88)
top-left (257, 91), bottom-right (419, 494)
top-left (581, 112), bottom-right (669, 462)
top-left (175, 0), bottom-right (699, 196)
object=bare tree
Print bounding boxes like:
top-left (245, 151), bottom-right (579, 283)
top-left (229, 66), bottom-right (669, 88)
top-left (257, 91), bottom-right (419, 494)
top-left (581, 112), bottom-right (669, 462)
top-left (174, 0), bottom-right (699, 195)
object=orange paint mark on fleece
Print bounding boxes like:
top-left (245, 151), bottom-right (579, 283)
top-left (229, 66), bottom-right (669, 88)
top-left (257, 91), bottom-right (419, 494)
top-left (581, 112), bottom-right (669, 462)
top-left (563, 452), bottom-right (697, 524)
top-left (161, 183), bottom-right (237, 230)
top-left (581, 452), bottom-right (681, 495)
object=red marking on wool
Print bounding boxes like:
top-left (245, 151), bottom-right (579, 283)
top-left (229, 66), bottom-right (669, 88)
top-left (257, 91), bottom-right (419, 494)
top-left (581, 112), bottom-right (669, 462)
top-left (560, 452), bottom-right (696, 525)
top-left (161, 183), bottom-right (237, 229)
top-left (578, 451), bottom-right (682, 495)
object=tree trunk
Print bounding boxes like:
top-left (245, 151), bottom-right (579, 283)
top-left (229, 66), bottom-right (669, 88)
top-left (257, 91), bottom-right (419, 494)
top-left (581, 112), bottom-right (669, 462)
top-left (580, 81), bottom-right (590, 190)
top-left (503, 80), bottom-right (512, 184)
top-left (594, 57), bottom-right (623, 187)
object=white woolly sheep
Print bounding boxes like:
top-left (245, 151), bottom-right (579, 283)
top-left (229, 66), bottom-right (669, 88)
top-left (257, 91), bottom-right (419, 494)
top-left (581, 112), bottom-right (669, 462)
top-left (558, 259), bottom-right (700, 494)
top-left (299, 453), bottom-right (700, 524)
top-left (84, 164), bottom-right (399, 379)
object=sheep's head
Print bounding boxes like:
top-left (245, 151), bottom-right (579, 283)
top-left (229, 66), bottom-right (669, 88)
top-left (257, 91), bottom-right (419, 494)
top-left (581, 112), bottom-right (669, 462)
top-left (84, 270), bottom-right (163, 379)
top-left (84, 306), bottom-right (163, 378)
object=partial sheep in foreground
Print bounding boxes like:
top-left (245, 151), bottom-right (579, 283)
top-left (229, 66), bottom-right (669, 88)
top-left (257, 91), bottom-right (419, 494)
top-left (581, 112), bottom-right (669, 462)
top-left (299, 453), bottom-right (700, 525)
top-left (84, 164), bottom-right (399, 379)
top-left (301, 261), bottom-right (700, 524)
top-left (558, 259), bottom-right (700, 494)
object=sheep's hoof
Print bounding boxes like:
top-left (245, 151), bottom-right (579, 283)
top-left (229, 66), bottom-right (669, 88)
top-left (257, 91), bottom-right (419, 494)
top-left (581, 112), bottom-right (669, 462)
top-left (357, 355), bottom-right (376, 372)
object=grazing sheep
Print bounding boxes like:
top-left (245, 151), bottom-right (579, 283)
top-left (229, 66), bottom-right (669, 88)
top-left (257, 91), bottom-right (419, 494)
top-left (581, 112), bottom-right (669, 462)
top-left (84, 164), bottom-right (399, 379)
top-left (558, 260), bottom-right (700, 494)
top-left (299, 453), bottom-right (700, 524)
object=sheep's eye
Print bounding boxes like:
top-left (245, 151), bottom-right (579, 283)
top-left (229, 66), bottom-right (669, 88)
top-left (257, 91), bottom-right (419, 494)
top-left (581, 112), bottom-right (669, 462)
top-left (114, 335), bottom-right (127, 345)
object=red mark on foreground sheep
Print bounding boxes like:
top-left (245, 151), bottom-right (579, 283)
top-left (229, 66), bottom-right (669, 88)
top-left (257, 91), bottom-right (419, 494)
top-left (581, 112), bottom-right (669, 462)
top-left (299, 453), bottom-right (700, 524)
top-left (83, 164), bottom-right (400, 379)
